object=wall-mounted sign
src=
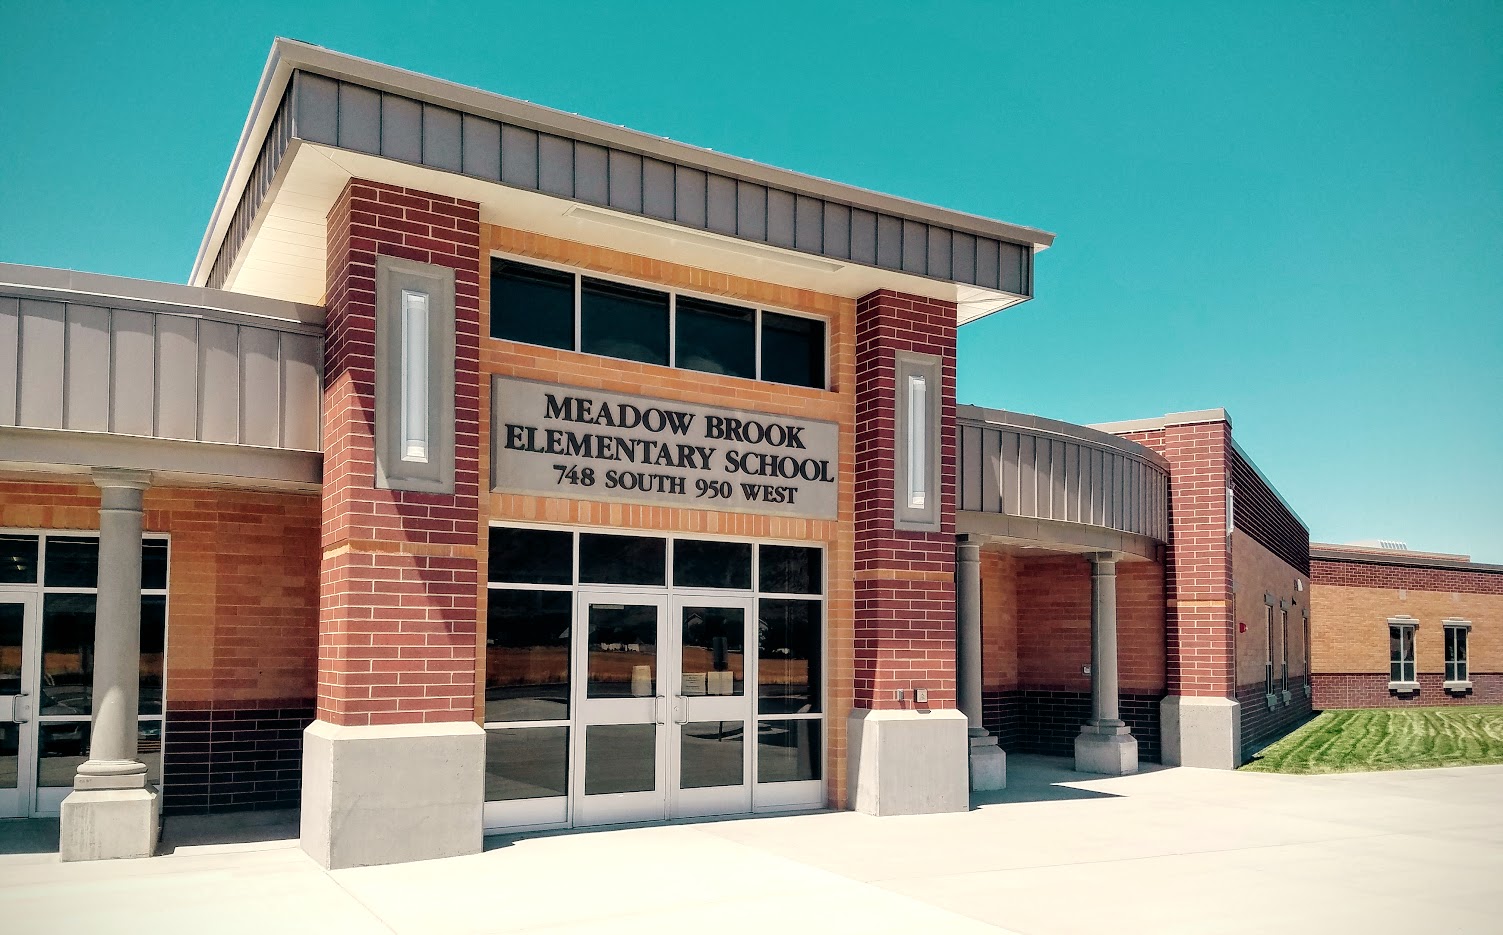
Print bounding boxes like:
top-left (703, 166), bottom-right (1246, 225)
top-left (491, 376), bottom-right (839, 519)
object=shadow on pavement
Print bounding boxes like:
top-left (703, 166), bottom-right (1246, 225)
top-left (159, 808), bottom-right (299, 854)
top-left (972, 753), bottom-right (1164, 807)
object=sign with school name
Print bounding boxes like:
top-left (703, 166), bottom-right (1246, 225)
top-left (491, 376), bottom-right (839, 519)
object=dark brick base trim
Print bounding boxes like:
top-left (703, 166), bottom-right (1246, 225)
top-left (162, 702), bottom-right (315, 814)
top-left (1311, 673), bottom-right (1503, 708)
top-left (982, 689), bottom-right (1163, 763)
top-left (1236, 681), bottom-right (1315, 758)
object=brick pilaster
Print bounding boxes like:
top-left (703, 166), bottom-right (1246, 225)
top-left (853, 290), bottom-right (958, 710)
top-left (319, 179), bottom-right (482, 727)
top-left (1118, 420), bottom-right (1234, 698)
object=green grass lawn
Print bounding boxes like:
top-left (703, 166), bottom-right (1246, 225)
top-left (1242, 706), bottom-right (1503, 774)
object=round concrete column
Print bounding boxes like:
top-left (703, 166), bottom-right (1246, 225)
top-left (956, 538), bottom-right (985, 732)
top-left (1089, 554), bottom-right (1123, 728)
top-left (74, 469), bottom-right (152, 789)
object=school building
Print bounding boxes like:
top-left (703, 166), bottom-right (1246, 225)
top-left (0, 39), bottom-right (1446, 869)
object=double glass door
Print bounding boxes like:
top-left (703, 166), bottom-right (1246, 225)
top-left (573, 590), bottom-right (753, 826)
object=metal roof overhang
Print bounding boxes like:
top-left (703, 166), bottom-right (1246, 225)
top-left (191, 40), bottom-right (1055, 322)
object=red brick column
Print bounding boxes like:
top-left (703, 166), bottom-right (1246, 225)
top-left (319, 180), bottom-right (482, 727)
top-left (1117, 420), bottom-right (1234, 699)
top-left (852, 290), bottom-right (958, 710)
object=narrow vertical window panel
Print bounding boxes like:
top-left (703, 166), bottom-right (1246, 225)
top-left (400, 290), bottom-right (430, 463)
top-left (64, 304), bottom-right (110, 432)
top-left (197, 320), bottom-right (239, 444)
top-left (239, 326), bottom-right (281, 448)
top-left (907, 373), bottom-right (927, 509)
top-left (155, 315), bottom-right (198, 440)
top-left (0, 297), bottom-right (17, 425)
top-left (17, 299), bottom-right (65, 429)
top-left (110, 309), bottom-right (155, 436)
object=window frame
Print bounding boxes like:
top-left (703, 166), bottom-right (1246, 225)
top-left (488, 252), bottom-right (830, 390)
top-left (1443, 619), bottom-right (1472, 689)
top-left (1387, 616), bottom-right (1418, 689)
top-left (1263, 594), bottom-right (1276, 702)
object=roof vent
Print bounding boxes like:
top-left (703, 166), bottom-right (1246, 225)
top-left (1350, 539), bottom-right (1410, 551)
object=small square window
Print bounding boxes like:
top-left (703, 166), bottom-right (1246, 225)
top-left (581, 277), bottom-right (669, 366)
top-left (676, 296), bottom-right (755, 379)
top-left (760, 312), bottom-right (825, 389)
top-left (491, 259), bottom-right (575, 350)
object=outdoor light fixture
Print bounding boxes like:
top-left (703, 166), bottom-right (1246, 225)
top-left (893, 351), bottom-right (941, 531)
top-left (400, 289), bottom-right (431, 463)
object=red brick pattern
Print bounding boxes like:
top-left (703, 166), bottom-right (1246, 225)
top-left (320, 179), bottom-right (483, 727)
top-left (1312, 559), bottom-right (1503, 595)
top-left (853, 290), bottom-right (957, 710)
top-left (1118, 421), bottom-right (1234, 697)
top-left (1312, 673), bottom-right (1503, 707)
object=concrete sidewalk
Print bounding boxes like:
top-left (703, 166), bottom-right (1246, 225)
top-left (3, 756), bottom-right (1500, 934)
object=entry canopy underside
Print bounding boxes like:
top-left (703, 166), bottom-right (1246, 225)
top-left (192, 40), bottom-right (1055, 321)
top-left (956, 406), bottom-right (1170, 562)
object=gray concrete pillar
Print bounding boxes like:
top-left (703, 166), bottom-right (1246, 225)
top-left (1074, 552), bottom-right (1138, 775)
top-left (955, 537), bottom-right (1005, 792)
top-left (60, 469), bottom-right (160, 860)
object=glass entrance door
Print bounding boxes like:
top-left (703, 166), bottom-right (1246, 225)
top-left (671, 596), bottom-right (753, 819)
top-left (0, 594), bottom-right (38, 819)
top-left (573, 591), bottom-right (668, 826)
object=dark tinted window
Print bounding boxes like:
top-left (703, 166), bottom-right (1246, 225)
top-left (0, 534), bottom-right (38, 584)
top-left (489, 527), bottom-right (573, 585)
top-left (139, 595), bottom-right (165, 715)
top-left (485, 726), bottom-right (569, 801)
top-left (581, 278), bottom-right (669, 366)
top-left (758, 598), bottom-right (821, 715)
top-left (676, 297), bottom-right (754, 379)
top-left (759, 545), bottom-right (822, 595)
top-left (486, 590), bottom-right (572, 721)
top-left (141, 540), bottom-right (168, 591)
top-left (491, 259), bottom-right (575, 350)
top-left (757, 718), bottom-right (821, 783)
top-left (41, 594), bottom-right (96, 716)
top-left (44, 537), bottom-right (98, 588)
top-left (674, 539), bottom-right (752, 590)
top-left (760, 312), bottom-right (825, 389)
top-left (579, 534), bottom-right (665, 586)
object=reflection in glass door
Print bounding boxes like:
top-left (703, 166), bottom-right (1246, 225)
top-left (672, 597), bottom-right (753, 819)
top-left (572, 592), bottom-right (668, 826)
top-left (0, 595), bottom-right (38, 818)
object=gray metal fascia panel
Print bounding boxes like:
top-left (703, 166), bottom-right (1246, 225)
top-left (822, 203), bottom-right (850, 260)
top-left (500, 124), bottom-right (539, 188)
top-left (766, 188), bottom-right (795, 248)
top-left (574, 142), bottom-right (610, 206)
top-left (64, 304), bottom-right (111, 432)
top-left (380, 93), bottom-right (423, 163)
top-left (642, 158), bottom-right (675, 221)
top-left (608, 150), bottom-right (643, 213)
top-left (735, 181), bottom-right (766, 241)
top-left (461, 114), bottom-right (502, 181)
top-left (422, 103), bottom-right (463, 172)
top-left (294, 71), bottom-right (338, 145)
top-left (537, 133), bottom-right (575, 198)
top-left (705, 175), bottom-right (737, 235)
top-left (17, 299), bottom-right (64, 429)
top-left (280, 332), bottom-right (323, 451)
top-left (793, 195), bottom-right (822, 254)
top-left (849, 209), bottom-right (877, 265)
top-left (901, 220), bottom-right (928, 275)
top-left (239, 326), bottom-right (282, 448)
top-left (926, 227), bottom-right (952, 281)
top-left (337, 83), bottom-right (381, 154)
top-left (875, 215), bottom-right (902, 269)
top-left (155, 315), bottom-right (199, 440)
top-left (0, 297), bottom-right (18, 425)
top-left (197, 320), bottom-right (240, 444)
top-left (110, 309), bottom-right (156, 436)
top-left (673, 165), bottom-right (706, 228)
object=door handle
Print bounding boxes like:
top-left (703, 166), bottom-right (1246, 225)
top-left (673, 695), bottom-right (688, 725)
top-left (12, 692), bottom-right (30, 724)
top-left (654, 694), bottom-right (667, 725)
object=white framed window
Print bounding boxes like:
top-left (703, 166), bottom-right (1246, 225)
top-left (1263, 596), bottom-right (1275, 699)
top-left (1280, 601), bottom-right (1290, 696)
top-left (1444, 619), bottom-right (1471, 687)
top-left (399, 289), bottom-right (431, 463)
top-left (1388, 616), bottom-right (1418, 687)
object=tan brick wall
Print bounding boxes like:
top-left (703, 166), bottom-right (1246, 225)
top-left (479, 223), bottom-right (857, 807)
top-left (1232, 530), bottom-right (1309, 688)
top-left (1311, 583), bottom-right (1502, 676)
top-left (0, 476), bottom-right (321, 707)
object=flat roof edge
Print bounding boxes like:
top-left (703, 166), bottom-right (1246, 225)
top-left (958, 404), bottom-right (1170, 471)
top-left (0, 261), bottom-right (324, 327)
top-left (1088, 408), bottom-right (1232, 435)
top-left (1312, 544), bottom-right (1503, 575)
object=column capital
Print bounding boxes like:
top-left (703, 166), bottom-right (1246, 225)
top-left (1087, 551), bottom-right (1122, 569)
top-left (91, 468), bottom-right (153, 492)
top-left (957, 538), bottom-right (981, 562)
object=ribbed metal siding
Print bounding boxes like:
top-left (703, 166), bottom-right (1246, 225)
top-left (0, 293), bottom-right (322, 451)
top-left (957, 418), bottom-right (1170, 543)
top-left (206, 86), bottom-right (294, 291)
top-left (1230, 446), bottom-right (1310, 574)
top-left (208, 70), bottom-right (1034, 296)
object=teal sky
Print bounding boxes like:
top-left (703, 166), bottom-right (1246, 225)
top-left (3, 2), bottom-right (1500, 560)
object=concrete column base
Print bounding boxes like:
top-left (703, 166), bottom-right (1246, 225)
top-left (1074, 728), bottom-right (1139, 776)
top-left (300, 719), bottom-right (485, 869)
top-left (968, 731), bottom-right (1007, 791)
top-left (59, 785), bottom-right (160, 861)
top-left (848, 708), bottom-right (968, 816)
top-left (1160, 695), bottom-right (1241, 769)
